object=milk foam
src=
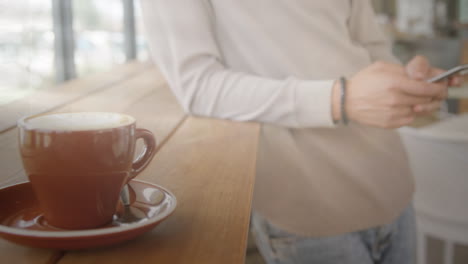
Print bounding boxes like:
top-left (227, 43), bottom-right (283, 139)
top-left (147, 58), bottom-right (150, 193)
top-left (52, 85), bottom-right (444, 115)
top-left (24, 112), bottom-right (134, 131)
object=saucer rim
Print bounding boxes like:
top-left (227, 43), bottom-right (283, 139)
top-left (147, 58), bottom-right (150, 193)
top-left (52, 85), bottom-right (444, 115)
top-left (0, 179), bottom-right (177, 238)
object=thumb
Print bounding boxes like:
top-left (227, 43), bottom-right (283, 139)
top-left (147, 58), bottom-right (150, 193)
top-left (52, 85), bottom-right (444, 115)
top-left (406, 55), bottom-right (431, 81)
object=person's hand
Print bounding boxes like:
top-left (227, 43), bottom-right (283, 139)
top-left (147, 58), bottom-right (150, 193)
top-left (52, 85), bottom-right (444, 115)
top-left (332, 61), bottom-right (447, 129)
top-left (405, 55), bottom-right (460, 116)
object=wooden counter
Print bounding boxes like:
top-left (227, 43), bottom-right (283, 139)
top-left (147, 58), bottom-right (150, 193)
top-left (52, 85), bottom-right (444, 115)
top-left (0, 61), bottom-right (259, 264)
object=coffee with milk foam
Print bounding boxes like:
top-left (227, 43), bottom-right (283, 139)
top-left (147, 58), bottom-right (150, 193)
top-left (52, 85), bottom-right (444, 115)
top-left (24, 112), bottom-right (134, 131)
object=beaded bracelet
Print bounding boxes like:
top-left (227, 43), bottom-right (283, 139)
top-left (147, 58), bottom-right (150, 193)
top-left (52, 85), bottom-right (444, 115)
top-left (340, 77), bottom-right (349, 125)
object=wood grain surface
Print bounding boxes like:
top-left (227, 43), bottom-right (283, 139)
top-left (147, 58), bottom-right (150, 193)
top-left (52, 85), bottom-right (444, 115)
top-left (0, 63), bottom-right (187, 263)
top-left (0, 63), bottom-right (259, 264)
top-left (58, 117), bottom-right (259, 264)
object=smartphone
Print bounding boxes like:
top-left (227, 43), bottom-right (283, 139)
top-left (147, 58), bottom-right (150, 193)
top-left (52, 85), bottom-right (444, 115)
top-left (427, 64), bottom-right (468, 83)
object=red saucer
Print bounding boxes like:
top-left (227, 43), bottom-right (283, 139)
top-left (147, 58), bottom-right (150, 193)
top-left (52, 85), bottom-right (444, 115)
top-left (0, 180), bottom-right (176, 250)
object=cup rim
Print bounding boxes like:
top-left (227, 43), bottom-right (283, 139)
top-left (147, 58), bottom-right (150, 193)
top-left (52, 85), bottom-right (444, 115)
top-left (17, 112), bottom-right (136, 132)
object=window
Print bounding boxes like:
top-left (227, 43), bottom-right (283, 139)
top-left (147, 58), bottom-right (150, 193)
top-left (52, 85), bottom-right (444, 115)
top-left (1, 0), bottom-right (144, 106)
top-left (0, 0), bottom-right (54, 105)
top-left (73, 0), bottom-right (126, 77)
top-left (135, 0), bottom-right (149, 61)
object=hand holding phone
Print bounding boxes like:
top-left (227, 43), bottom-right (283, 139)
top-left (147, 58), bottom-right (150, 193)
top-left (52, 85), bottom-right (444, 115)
top-left (427, 64), bottom-right (468, 83)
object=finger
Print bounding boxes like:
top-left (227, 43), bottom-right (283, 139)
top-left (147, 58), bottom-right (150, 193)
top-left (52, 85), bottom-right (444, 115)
top-left (428, 71), bottom-right (449, 100)
top-left (398, 116), bottom-right (415, 127)
top-left (433, 86), bottom-right (448, 100)
top-left (399, 79), bottom-right (447, 98)
top-left (406, 55), bottom-right (431, 80)
top-left (390, 116), bottom-right (415, 129)
top-left (414, 110), bottom-right (438, 117)
top-left (394, 106), bottom-right (414, 118)
top-left (429, 67), bottom-right (446, 79)
top-left (387, 107), bottom-right (414, 124)
top-left (430, 68), bottom-right (461, 87)
top-left (433, 84), bottom-right (448, 101)
top-left (375, 61), bottom-right (407, 74)
top-left (383, 107), bottom-right (414, 129)
top-left (449, 76), bottom-right (462, 87)
top-left (413, 100), bottom-right (442, 113)
top-left (429, 68), bottom-right (451, 89)
top-left (392, 94), bottom-right (431, 106)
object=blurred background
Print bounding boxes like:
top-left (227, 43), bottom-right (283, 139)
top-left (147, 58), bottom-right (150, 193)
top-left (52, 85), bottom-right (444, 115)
top-left (0, 0), bottom-right (149, 105)
top-left (1, 1), bottom-right (467, 264)
top-left (0, 0), bottom-right (467, 105)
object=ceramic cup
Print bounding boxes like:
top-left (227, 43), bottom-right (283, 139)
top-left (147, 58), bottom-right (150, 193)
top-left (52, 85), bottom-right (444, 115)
top-left (18, 112), bottom-right (156, 229)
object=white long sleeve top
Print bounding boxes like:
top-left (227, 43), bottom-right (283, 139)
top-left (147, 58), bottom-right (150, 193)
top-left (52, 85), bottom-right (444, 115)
top-left (141, 0), bottom-right (413, 236)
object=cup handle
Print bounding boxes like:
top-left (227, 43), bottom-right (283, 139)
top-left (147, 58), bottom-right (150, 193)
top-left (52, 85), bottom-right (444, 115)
top-left (129, 128), bottom-right (157, 181)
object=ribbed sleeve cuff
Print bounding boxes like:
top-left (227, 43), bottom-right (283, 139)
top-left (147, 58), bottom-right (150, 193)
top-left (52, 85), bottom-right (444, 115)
top-left (295, 80), bottom-right (336, 128)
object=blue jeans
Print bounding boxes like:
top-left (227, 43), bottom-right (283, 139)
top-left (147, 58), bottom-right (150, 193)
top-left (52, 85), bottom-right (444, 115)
top-left (251, 206), bottom-right (415, 264)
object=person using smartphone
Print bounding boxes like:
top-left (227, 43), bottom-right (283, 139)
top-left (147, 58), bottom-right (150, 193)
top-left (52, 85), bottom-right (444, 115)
top-left (140, 1), bottom-right (458, 263)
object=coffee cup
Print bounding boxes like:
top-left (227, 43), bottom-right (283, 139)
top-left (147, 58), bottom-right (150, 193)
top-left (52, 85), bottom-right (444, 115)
top-left (18, 112), bottom-right (156, 229)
